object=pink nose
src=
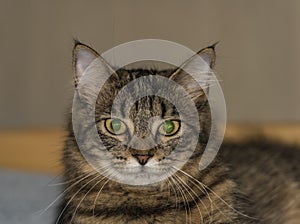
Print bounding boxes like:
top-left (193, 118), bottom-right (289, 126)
top-left (132, 154), bottom-right (153, 165)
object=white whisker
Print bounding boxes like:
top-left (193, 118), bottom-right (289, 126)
top-left (172, 166), bottom-right (257, 220)
top-left (36, 171), bottom-right (97, 216)
top-left (173, 173), bottom-right (204, 223)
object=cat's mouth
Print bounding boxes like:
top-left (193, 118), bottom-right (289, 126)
top-left (115, 165), bottom-right (157, 173)
top-left (112, 165), bottom-right (173, 181)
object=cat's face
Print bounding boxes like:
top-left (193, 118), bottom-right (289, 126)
top-left (72, 43), bottom-right (214, 185)
top-left (96, 72), bottom-right (194, 181)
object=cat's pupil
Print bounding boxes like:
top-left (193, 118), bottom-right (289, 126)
top-left (163, 120), bottom-right (175, 134)
top-left (111, 119), bottom-right (122, 132)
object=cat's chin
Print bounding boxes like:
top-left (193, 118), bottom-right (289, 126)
top-left (119, 181), bottom-right (165, 192)
top-left (106, 166), bottom-right (173, 186)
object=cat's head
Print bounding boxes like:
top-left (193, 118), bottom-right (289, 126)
top-left (71, 42), bottom-right (215, 186)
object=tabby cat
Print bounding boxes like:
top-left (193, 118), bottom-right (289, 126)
top-left (56, 41), bottom-right (300, 224)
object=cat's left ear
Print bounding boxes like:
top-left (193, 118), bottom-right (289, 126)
top-left (170, 43), bottom-right (217, 100)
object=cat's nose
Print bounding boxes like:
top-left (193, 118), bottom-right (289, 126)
top-left (132, 153), bottom-right (153, 165)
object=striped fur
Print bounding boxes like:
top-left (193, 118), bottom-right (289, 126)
top-left (56, 43), bottom-right (300, 224)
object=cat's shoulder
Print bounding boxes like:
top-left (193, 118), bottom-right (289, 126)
top-left (219, 139), bottom-right (300, 180)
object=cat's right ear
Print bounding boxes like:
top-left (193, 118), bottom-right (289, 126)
top-left (72, 41), bottom-right (117, 87)
top-left (73, 41), bottom-right (100, 87)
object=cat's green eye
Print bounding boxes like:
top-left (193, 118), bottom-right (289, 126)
top-left (158, 120), bottom-right (180, 136)
top-left (105, 118), bottom-right (127, 135)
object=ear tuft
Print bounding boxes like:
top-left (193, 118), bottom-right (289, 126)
top-left (196, 42), bottom-right (218, 68)
top-left (73, 42), bottom-right (100, 87)
top-left (73, 38), bottom-right (82, 47)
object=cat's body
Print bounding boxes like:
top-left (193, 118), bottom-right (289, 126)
top-left (59, 136), bottom-right (300, 224)
top-left (221, 141), bottom-right (300, 224)
top-left (56, 42), bottom-right (300, 224)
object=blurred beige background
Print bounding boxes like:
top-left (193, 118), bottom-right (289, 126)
top-left (0, 0), bottom-right (299, 173)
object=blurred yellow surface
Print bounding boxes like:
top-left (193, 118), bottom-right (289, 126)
top-left (0, 124), bottom-right (299, 174)
top-left (0, 128), bottom-right (65, 174)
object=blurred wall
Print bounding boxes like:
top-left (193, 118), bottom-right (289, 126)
top-left (1, 0), bottom-right (300, 128)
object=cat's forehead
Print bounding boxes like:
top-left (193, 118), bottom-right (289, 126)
top-left (130, 95), bottom-right (178, 118)
top-left (115, 68), bottom-right (174, 83)
top-left (96, 70), bottom-right (179, 117)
